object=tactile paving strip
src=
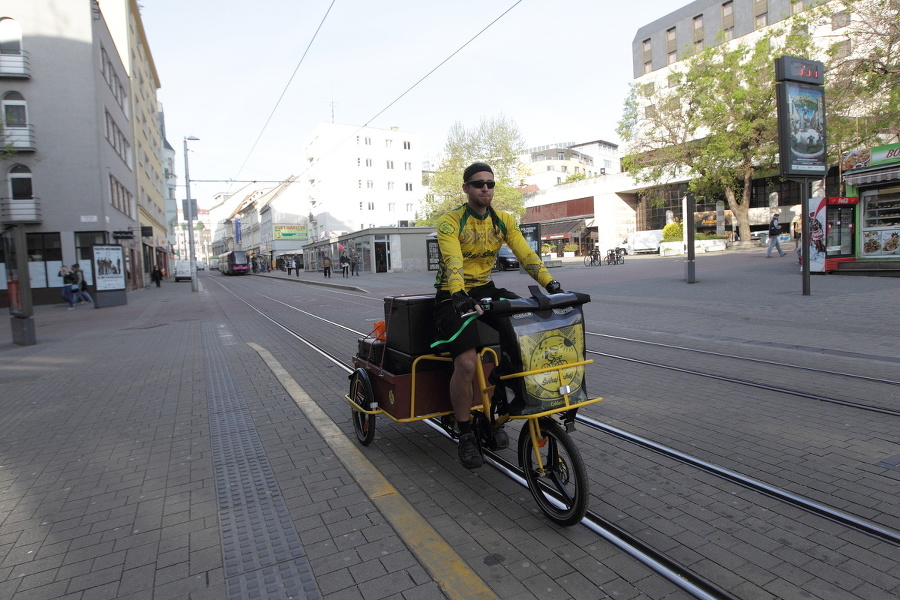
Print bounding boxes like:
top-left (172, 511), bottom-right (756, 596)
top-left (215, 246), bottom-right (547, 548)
top-left (203, 323), bottom-right (323, 599)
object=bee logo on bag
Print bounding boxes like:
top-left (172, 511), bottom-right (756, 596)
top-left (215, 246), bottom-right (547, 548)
top-left (520, 323), bottom-right (585, 407)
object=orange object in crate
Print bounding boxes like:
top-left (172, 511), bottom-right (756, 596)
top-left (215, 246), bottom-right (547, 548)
top-left (372, 321), bottom-right (386, 340)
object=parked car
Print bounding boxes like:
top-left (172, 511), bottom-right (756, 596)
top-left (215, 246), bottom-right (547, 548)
top-left (494, 246), bottom-right (519, 271)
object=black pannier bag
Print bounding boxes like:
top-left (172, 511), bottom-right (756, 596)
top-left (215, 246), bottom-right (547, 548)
top-left (488, 286), bottom-right (590, 416)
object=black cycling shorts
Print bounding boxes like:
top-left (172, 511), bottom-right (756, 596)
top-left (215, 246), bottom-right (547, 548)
top-left (433, 283), bottom-right (519, 358)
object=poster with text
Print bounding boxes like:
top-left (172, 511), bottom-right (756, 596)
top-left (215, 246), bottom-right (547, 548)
top-left (92, 245), bottom-right (126, 291)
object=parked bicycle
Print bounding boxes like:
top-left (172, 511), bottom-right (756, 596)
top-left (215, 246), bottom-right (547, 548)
top-left (583, 248), bottom-right (602, 267)
top-left (605, 247), bottom-right (626, 265)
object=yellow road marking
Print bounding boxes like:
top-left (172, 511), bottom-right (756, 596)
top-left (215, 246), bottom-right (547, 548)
top-left (249, 343), bottom-right (498, 600)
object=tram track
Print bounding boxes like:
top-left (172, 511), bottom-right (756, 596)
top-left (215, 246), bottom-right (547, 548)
top-left (585, 348), bottom-right (900, 417)
top-left (213, 278), bottom-right (900, 599)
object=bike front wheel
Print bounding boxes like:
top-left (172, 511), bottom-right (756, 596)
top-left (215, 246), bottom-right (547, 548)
top-left (518, 418), bottom-right (588, 525)
top-left (583, 255), bottom-right (594, 267)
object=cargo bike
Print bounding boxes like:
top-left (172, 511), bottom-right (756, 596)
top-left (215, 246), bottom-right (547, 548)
top-left (345, 288), bottom-right (602, 525)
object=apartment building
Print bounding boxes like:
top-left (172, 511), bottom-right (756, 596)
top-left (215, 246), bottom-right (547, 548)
top-left (302, 123), bottom-right (423, 239)
top-left (1, 0), bottom-right (164, 306)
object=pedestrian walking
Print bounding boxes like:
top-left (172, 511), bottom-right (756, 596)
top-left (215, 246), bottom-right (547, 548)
top-left (71, 263), bottom-right (94, 304)
top-left (322, 255), bottom-right (332, 278)
top-left (765, 213), bottom-right (786, 258)
top-left (151, 265), bottom-right (163, 287)
top-left (58, 265), bottom-right (77, 309)
top-left (340, 253), bottom-right (350, 278)
top-left (350, 249), bottom-right (360, 276)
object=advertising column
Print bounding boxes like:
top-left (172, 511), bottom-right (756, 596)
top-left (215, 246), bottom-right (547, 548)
top-left (92, 245), bottom-right (128, 308)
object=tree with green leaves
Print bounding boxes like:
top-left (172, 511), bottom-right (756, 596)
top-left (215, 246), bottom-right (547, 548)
top-left (618, 27), bottom-right (813, 242)
top-left (419, 115), bottom-right (527, 225)
top-left (813, 0), bottom-right (900, 155)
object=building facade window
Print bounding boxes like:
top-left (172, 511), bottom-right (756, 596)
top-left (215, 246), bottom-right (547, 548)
top-left (387, 181), bottom-right (394, 190)
top-left (367, 202), bottom-right (375, 210)
top-left (365, 158), bottom-right (372, 167)
top-left (2, 91), bottom-right (27, 127)
top-left (405, 182), bottom-right (413, 191)
top-left (756, 13), bottom-right (767, 28)
top-left (26, 232), bottom-right (62, 288)
top-left (108, 174), bottom-right (134, 217)
top-left (0, 17), bottom-right (23, 55)
top-left (832, 10), bottom-right (850, 29)
top-left (722, 1), bottom-right (734, 39)
top-left (642, 38), bottom-right (652, 73)
top-left (404, 161), bottom-right (412, 170)
top-left (76, 232), bottom-right (106, 263)
top-left (9, 164), bottom-right (32, 200)
top-left (100, 47), bottom-right (127, 113)
top-left (366, 180), bottom-right (374, 189)
top-left (386, 160), bottom-right (394, 169)
top-left (834, 39), bottom-right (851, 59)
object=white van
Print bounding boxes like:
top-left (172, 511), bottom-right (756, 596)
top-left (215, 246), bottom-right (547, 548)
top-left (622, 230), bottom-right (664, 254)
top-left (174, 261), bottom-right (192, 282)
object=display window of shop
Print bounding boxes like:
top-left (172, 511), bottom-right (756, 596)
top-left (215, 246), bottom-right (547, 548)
top-left (861, 186), bottom-right (900, 257)
top-left (26, 232), bottom-right (62, 288)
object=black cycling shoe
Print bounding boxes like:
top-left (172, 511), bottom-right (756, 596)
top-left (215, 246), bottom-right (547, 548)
top-left (458, 433), bottom-right (483, 469)
top-left (493, 427), bottom-right (509, 450)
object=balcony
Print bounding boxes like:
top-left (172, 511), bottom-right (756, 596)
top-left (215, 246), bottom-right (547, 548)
top-left (0, 51), bottom-right (30, 78)
top-left (2, 125), bottom-right (36, 151)
top-left (0, 197), bottom-right (42, 224)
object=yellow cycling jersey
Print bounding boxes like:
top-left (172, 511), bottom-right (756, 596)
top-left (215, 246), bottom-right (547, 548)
top-left (434, 203), bottom-right (553, 293)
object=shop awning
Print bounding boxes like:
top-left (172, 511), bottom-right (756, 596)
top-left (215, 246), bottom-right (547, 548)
top-left (844, 167), bottom-right (900, 187)
top-left (539, 219), bottom-right (586, 240)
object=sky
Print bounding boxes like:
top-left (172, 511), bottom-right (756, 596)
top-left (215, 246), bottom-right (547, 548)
top-left (139, 0), bottom-right (677, 205)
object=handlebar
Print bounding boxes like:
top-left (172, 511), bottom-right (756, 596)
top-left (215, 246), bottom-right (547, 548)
top-left (460, 287), bottom-right (590, 318)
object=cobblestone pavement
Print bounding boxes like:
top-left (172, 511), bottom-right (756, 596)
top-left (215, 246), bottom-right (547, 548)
top-left (0, 248), bottom-right (897, 599)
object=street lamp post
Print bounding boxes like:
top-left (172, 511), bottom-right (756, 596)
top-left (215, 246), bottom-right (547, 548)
top-left (183, 136), bottom-right (199, 292)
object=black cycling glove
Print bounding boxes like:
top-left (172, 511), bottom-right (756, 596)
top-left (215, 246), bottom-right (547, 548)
top-left (451, 291), bottom-right (478, 315)
top-left (545, 280), bottom-right (563, 294)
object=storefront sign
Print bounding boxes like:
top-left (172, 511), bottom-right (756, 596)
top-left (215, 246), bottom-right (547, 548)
top-left (826, 197), bottom-right (859, 205)
top-left (274, 224), bottom-right (308, 241)
top-left (869, 142), bottom-right (900, 168)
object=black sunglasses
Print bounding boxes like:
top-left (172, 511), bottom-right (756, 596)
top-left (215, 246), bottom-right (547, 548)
top-left (466, 180), bottom-right (496, 189)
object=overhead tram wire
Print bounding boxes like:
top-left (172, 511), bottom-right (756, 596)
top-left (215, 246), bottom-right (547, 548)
top-left (360, 0), bottom-right (524, 127)
top-left (289, 0), bottom-right (525, 183)
top-left (232, 0), bottom-right (338, 185)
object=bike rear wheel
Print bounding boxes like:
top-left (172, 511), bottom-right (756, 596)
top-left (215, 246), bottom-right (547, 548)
top-left (348, 369), bottom-right (377, 445)
top-left (517, 418), bottom-right (588, 525)
top-left (583, 255), bottom-right (593, 267)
